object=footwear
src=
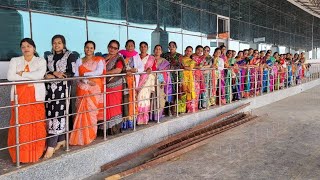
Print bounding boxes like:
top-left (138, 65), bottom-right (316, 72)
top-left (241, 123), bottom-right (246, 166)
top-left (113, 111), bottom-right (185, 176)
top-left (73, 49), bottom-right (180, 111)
top-left (44, 147), bottom-right (55, 159)
top-left (127, 120), bottom-right (133, 129)
top-left (54, 140), bottom-right (66, 151)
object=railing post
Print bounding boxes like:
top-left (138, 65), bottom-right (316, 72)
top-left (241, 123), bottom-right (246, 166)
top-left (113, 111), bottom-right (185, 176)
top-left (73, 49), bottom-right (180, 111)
top-left (13, 85), bottom-right (20, 168)
top-left (156, 72), bottom-right (160, 123)
top-left (229, 68), bottom-right (232, 103)
top-left (65, 82), bottom-right (70, 152)
top-left (219, 71), bottom-right (222, 106)
top-left (254, 68), bottom-right (257, 97)
top-left (176, 70), bottom-right (179, 117)
top-left (286, 68), bottom-right (289, 88)
top-left (103, 77), bottom-right (107, 140)
top-left (133, 74), bottom-right (136, 131)
top-left (261, 68), bottom-right (263, 96)
top-left (267, 69), bottom-right (270, 93)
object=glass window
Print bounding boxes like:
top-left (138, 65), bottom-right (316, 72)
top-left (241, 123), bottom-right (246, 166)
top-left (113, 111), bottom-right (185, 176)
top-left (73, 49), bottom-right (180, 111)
top-left (182, 34), bottom-right (202, 52)
top-left (0, 0), bottom-right (28, 9)
top-left (127, 0), bottom-right (157, 29)
top-left (128, 27), bottom-right (153, 54)
top-left (0, 9), bottom-right (30, 61)
top-left (159, 1), bottom-right (181, 33)
top-left (87, 21), bottom-right (127, 55)
top-left (30, 0), bottom-right (86, 17)
top-left (31, 13), bottom-right (87, 58)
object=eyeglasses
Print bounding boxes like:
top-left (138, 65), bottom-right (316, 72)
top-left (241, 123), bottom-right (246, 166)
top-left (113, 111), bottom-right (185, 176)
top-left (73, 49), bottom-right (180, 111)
top-left (108, 46), bottom-right (118, 50)
top-left (204, 49), bottom-right (210, 52)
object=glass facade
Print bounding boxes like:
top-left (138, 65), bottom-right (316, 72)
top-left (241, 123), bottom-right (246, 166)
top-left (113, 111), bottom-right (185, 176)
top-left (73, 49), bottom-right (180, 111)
top-left (1, 0), bottom-right (320, 61)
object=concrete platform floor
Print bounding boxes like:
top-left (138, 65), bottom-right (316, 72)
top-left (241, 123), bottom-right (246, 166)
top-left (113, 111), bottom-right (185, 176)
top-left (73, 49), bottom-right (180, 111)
top-left (88, 85), bottom-right (320, 180)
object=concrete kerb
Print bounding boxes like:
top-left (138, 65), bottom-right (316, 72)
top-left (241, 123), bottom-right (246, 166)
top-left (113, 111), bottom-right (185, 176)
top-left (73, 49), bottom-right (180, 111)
top-left (1, 78), bottom-right (320, 180)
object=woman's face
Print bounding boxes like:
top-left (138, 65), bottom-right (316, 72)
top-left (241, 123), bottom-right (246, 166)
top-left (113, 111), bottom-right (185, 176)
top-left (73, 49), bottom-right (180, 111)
top-left (196, 47), bottom-right (203, 56)
top-left (21, 42), bottom-right (35, 57)
top-left (108, 42), bottom-right (119, 55)
top-left (139, 43), bottom-right (148, 54)
top-left (204, 48), bottom-right (210, 56)
top-left (221, 47), bottom-right (226, 54)
top-left (214, 50), bottom-right (221, 57)
top-left (126, 42), bottom-right (135, 52)
top-left (84, 43), bottom-right (95, 56)
top-left (154, 46), bottom-right (162, 56)
top-left (238, 52), bottom-right (243, 58)
top-left (185, 48), bottom-right (193, 57)
top-left (226, 51), bottom-right (232, 58)
top-left (243, 51), bottom-right (249, 58)
top-left (52, 38), bottom-right (64, 53)
top-left (169, 43), bottom-right (177, 53)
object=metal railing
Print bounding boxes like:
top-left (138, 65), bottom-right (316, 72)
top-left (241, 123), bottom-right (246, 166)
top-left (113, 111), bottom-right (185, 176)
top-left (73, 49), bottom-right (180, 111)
top-left (0, 63), bottom-right (320, 168)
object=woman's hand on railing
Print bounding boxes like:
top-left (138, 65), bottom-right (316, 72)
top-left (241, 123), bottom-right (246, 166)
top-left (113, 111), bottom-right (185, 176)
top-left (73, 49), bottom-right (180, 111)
top-left (45, 74), bottom-right (56, 79)
top-left (88, 80), bottom-right (96, 86)
top-left (53, 71), bottom-right (67, 79)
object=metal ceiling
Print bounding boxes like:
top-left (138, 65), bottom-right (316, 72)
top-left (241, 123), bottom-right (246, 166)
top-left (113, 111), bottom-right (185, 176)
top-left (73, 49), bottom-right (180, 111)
top-left (289, 0), bottom-right (320, 18)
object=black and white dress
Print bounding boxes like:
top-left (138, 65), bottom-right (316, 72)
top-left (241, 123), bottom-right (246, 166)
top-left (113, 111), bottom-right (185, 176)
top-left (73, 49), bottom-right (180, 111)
top-left (45, 50), bottom-right (76, 147)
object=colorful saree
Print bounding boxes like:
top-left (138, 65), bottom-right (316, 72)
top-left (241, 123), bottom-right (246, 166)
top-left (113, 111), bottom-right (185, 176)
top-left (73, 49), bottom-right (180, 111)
top-left (192, 55), bottom-right (206, 109)
top-left (70, 59), bottom-right (102, 145)
top-left (137, 55), bottom-right (156, 125)
top-left (181, 56), bottom-right (196, 113)
top-left (150, 58), bottom-right (170, 121)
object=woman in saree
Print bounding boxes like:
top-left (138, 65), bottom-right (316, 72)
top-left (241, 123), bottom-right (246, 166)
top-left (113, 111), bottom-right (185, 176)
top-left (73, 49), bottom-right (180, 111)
top-left (102, 40), bottom-right (125, 135)
top-left (227, 50), bottom-right (240, 101)
top-left (119, 40), bottom-right (144, 129)
top-left (192, 45), bottom-right (207, 109)
top-left (248, 50), bottom-right (261, 96)
top-left (264, 53), bottom-right (276, 92)
top-left (149, 45), bottom-right (170, 121)
top-left (7, 38), bottom-right (47, 163)
top-left (203, 46), bottom-right (214, 106)
top-left (69, 41), bottom-right (103, 146)
top-left (136, 42), bottom-right (156, 125)
top-left (212, 48), bottom-right (225, 105)
top-left (180, 46), bottom-right (196, 113)
top-left (300, 52), bottom-right (306, 80)
top-left (161, 41), bottom-right (182, 116)
top-left (236, 50), bottom-right (249, 98)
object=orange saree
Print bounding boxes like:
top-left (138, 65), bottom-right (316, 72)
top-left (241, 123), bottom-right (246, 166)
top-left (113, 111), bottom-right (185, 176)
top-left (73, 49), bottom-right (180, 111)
top-left (69, 60), bottom-right (102, 145)
top-left (8, 65), bottom-right (46, 163)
